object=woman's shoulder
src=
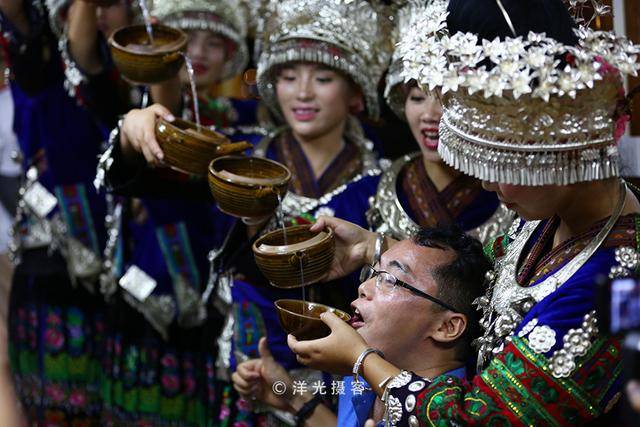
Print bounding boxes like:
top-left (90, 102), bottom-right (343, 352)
top-left (312, 172), bottom-right (383, 227)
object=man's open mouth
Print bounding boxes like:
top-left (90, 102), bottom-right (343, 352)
top-left (349, 307), bottom-right (364, 329)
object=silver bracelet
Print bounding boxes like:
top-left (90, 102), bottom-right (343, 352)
top-left (352, 347), bottom-right (384, 386)
top-left (94, 118), bottom-right (124, 192)
top-left (373, 232), bottom-right (385, 266)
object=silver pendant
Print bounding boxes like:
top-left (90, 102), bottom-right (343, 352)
top-left (66, 238), bottom-right (101, 279)
top-left (119, 265), bottom-right (157, 302)
top-left (23, 181), bottom-right (57, 218)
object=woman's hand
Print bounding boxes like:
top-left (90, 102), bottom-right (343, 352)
top-left (287, 311), bottom-right (368, 375)
top-left (67, 0), bottom-right (102, 75)
top-left (311, 216), bottom-right (378, 281)
top-left (627, 380), bottom-right (640, 413)
top-left (119, 104), bottom-right (174, 166)
top-left (231, 337), bottom-right (296, 412)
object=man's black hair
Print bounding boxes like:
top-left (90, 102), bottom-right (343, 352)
top-left (447, 0), bottom-right (579, 45)
top-left (412, 226), bottom-right (492, 357)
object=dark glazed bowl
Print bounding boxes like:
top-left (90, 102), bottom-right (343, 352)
top-left (109, 24), bottom-right (187, 84)
top-left (155, 118), bottom-right (252, 176)
top-left (274, 299), bottom-right (351, 341)
top-left (208, 156), bottom-right (291, 219)
top-left (253, 225), bottom-right (335, 288)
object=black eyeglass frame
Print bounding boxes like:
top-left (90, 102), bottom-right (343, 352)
top-left (360, 264), bottom-right (461, 313)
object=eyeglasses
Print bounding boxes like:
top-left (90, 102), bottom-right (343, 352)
top-left (359, 264), bottom-right (460, 313)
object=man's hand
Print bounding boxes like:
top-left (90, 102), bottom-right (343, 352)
top-left (310, 216), bottom-right (379, 281)
top-left (231, 337), bottom-right (296, 412)
top-left (120, 104), bottom-right (174, 166)
top-left (288, 311), bottom-right (367, 375)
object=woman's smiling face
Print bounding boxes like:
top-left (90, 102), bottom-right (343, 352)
top-left (181, 30), bottom-right (228, 88)
top-left (404, 85), bottom-right (443, 162)
top-left (275, 62), bottom-right (362, 141)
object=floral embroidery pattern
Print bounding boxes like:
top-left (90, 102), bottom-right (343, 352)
top-left (10, 294), bottom-right (104, 424)
top-left (44, 310), bottom-right (65, 353)
top-left (397, 334), bottom-right (621, 426)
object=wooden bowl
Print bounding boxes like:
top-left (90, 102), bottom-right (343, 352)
top-left (275, 299), bottom-right (351, 341)
top-left (208, 156), bottom-right (291, 218)
top-left (109, 24), bottom-right (187, 84)
top-left (253, 225), bottom-right (335, 288)
top-left (156, 118), bottom-right (253, 176)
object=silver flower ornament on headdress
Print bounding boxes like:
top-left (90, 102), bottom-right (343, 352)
top-left (384, 0), bottom-right (432, 119)
top-left (46, 0), bottom-right (147, 38)
top-left (398, 0), bottom-right (640, 186)
top-left (564, 0), bottom-right (611, 28)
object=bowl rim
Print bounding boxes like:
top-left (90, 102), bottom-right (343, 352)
top-left (209, 155), bottom-right (292, 188)
top-left (156, 117), bottom-right (229, 147)
top-left (274, 298), bottom-right (351, 322)
top-left (109, 24), bottom-right (188, 56)
top-left (253, 224), bottom-right (334, 256)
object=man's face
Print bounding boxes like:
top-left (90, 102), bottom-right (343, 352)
top-left (350, 240), bottom-right (456, 363)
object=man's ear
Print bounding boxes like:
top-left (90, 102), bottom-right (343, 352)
top-left (432, 313), bottom-right (467, 345)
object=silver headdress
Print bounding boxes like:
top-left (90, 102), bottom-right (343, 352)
top-left (153, 0), bottom-right (249, 80)
top-left (46, 0), bottom-right (145, 38)
top-left (398, 0), bottom-right (640, 186)
top-left (384, 0), bottom-right (422, 119)
top-left (564, 0), bottom-right (611, 28)
top-left (256, 0), bottom-right (396, 120)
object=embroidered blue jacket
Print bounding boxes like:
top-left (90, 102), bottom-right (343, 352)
top-left (1, 1), bottom-right (108, 268)
top-left (229, 132), bottom-right (381, 370)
